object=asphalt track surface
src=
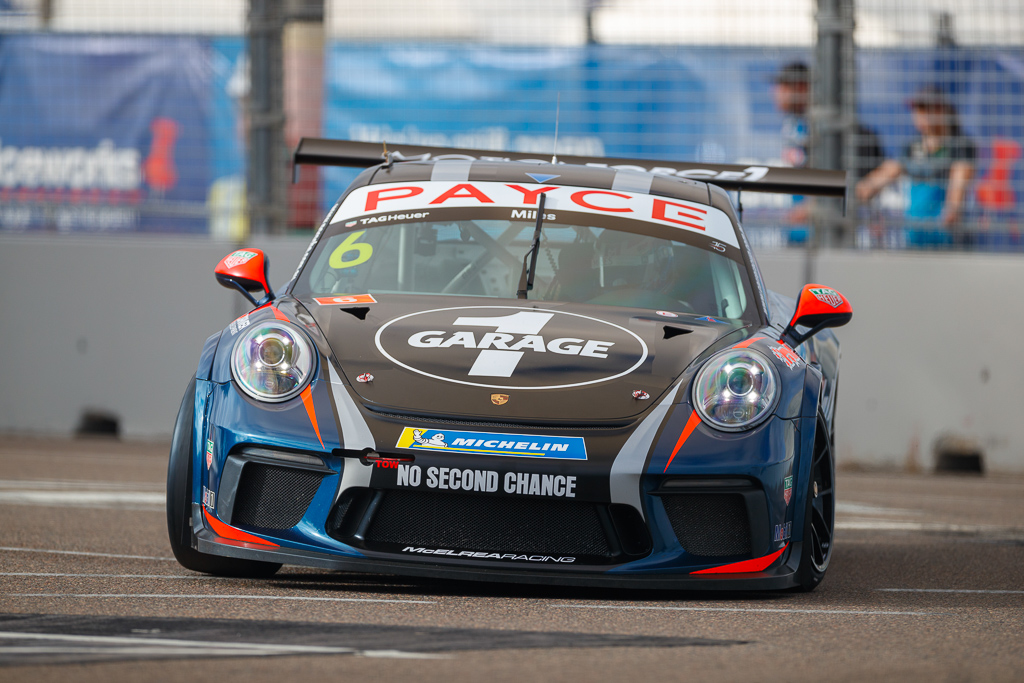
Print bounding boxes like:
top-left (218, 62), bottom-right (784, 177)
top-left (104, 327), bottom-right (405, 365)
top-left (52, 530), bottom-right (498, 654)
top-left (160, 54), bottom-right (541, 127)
top-left (0, 437), bottom-right (1021, 682)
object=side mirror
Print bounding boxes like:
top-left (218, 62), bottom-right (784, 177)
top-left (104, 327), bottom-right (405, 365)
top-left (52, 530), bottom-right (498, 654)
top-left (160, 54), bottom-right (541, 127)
top-left (781, 284), bottom-right (852, 347)
top-left (215, 248), bottom-right (275, 307)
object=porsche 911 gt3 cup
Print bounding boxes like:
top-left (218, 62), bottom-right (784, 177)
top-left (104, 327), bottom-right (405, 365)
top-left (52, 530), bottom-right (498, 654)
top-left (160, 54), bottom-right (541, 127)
top-left (167, 139), bottom-right (852, 590)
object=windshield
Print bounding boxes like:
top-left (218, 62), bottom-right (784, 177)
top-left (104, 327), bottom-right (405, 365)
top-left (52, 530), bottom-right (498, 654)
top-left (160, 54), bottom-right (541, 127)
top-left (294, 182), bottom-right (759, 322)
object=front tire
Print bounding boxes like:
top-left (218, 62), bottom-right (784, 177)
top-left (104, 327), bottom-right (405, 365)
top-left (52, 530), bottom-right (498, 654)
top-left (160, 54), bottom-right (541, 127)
top-left (166, 375), bottom-right (282, 578)
top-left (794, 416), bottom-right (835, 591)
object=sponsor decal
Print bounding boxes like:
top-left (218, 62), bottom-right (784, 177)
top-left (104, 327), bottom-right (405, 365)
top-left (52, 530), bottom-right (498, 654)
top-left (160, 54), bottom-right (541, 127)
top-left (314, 293), bottom-right (377, 306)
top-left (392, 463), bottom-right (578, 498)
top-left (770, 343), bottom-right (802, 370)
top-left (396, 427), bottom-right (586, 460)
top-left (510, 208), bottom-right (556, 221)
top-left (351, 211), bottom-right (430, 226)
top-left (228, 312), bottom-right (250, 336)
top-left (490, 393), bottom-right (509, 405)
top-left (774, 521), bottom-right (792, 542)
top-left (356, 373), bottom-right (374, 383)
top-left (205, 439), bottom-right (214, 469)
top-left (332, 181), bottom-right (741, 248)
top-left (402, 547), bottom-right (575, 563)
top-left (808, 287), bottom-right (843, 309)
top-left (632, 389), bottom-right (650, 400)
top-left (710, 241), bottom-right (727, 253)
top-left (202, 486), bottom-right (215, 509)
top-left (656, 310), bottom-right (678, 318)
top-left (696, 316), bottom-right (723, 323)
top-left (375, 306), bottom-right (648, 390)
top-left (783, 475), bottom-right (793, 505)
top-left (223, 250), bottom-right (258, 269)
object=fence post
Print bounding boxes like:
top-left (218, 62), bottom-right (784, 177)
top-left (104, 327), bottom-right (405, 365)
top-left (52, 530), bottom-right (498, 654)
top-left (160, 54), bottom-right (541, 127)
top-left (247, 0), bottom-right (287, 236)
top-left (811, 0), bottom-right (856, 252)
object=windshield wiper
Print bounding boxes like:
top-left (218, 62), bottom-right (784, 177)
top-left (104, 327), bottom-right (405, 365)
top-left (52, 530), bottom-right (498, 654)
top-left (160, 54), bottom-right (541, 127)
top-left (516, 192), bottom-right (547, 300)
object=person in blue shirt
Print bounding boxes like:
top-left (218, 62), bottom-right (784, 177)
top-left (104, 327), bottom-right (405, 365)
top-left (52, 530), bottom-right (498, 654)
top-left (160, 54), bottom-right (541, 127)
top-left (774, 61), bottom-right (883, 240)
top-left (856, 85), bottom-right (975, 247)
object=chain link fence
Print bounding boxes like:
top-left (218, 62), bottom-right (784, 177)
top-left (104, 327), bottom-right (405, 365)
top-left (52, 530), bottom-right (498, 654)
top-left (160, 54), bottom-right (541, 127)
top-left (1, 0), bottom-right (1021, 250)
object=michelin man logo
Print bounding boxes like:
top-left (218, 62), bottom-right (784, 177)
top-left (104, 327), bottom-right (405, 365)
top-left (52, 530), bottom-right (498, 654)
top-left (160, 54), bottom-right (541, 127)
top-left (412, 430), bottom-right (448, 448)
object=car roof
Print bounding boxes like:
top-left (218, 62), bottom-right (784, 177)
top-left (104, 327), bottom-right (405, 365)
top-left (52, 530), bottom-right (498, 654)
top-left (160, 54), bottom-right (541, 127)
top-left (357, 158), bottom-right (716, 208)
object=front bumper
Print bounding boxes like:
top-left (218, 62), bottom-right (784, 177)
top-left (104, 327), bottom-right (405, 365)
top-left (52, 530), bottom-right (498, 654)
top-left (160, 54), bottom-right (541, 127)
top-left (192, 371), bottom-right (810, 589)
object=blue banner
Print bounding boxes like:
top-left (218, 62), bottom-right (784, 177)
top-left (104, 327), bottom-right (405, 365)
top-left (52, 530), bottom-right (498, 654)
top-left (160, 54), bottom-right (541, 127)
top-left (324, 44), bottom-right (1024, 233)
top-left (0, 34), bottom-right (214, 233)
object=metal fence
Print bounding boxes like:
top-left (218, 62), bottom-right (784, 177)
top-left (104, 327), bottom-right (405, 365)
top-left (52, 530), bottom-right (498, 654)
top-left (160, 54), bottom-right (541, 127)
top-left (1, 0), bottom-right (1022, 251)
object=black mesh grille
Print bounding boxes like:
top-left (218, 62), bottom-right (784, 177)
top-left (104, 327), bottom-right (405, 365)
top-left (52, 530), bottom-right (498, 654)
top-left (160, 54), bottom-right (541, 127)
top-left (662, 494), bottom-right (751, 557)
top-left (231, 463), bottom-right (324, 530)
top-left (364, 489), bottom-right (613, 557)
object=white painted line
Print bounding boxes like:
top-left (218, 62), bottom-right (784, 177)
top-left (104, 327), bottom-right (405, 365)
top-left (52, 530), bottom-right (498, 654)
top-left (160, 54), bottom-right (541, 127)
top-left (836, 502), bottom-right (922, 517)
top-left (836, 520), bottom-right (1018, 534)
top-left (0, 479), bottom-right (163, 492)
top-left (0, 547), bottom-right (176, 561)
top-left (0, 490), bottom-right (164, 508)
top-left (10, 593), bottom-right (437, 605)
top-left (552, 604), bottom-right (942, 616)
top-left (0, 631), bottom-right (446, 659)
top-left (877, 588), bottom-right (1024, 595)
top-left (1, 573), bottom-right (226, 580)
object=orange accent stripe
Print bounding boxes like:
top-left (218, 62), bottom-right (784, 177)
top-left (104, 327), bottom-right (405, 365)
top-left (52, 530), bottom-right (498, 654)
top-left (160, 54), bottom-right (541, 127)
top-left (732, 335), bottom-right (765, 349)
top-left (300, 385), bottom-right (325, 450)
top-left (203, 508), bottom-right (278, 547)
top-left (271, 306), bottom-right (289, 322)
top-left (690, 544), bottom-right (788, 574)
top-left (663, 410), bottom-right (703, 473)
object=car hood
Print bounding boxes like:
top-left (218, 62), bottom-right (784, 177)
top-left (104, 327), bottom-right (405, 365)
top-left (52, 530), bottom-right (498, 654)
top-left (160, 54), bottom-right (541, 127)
top-left (302, 294), bottom-right (745, 423)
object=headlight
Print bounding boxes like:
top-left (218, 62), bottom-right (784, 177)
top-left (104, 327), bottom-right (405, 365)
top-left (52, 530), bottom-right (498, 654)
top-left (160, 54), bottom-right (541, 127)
top-left (231, 322), bottom-right (315, 402)
top-left (692, 348), bottom-right (779, 431)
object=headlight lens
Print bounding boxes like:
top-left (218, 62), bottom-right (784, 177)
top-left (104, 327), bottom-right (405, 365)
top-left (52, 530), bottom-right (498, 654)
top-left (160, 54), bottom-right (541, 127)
top-left (692, 349), bottom-right (779, 431)
top-left (231, 322), bottom-right (315, 402)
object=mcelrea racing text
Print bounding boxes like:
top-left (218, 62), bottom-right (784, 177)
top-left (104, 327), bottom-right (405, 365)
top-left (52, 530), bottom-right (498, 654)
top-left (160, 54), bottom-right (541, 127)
top-left (402, 547), bottom-right (575, 563)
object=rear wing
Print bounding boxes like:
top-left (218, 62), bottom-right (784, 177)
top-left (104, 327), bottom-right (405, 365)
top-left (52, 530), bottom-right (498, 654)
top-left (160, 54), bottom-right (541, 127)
top-left (293, 137), bottom-right (848, 198)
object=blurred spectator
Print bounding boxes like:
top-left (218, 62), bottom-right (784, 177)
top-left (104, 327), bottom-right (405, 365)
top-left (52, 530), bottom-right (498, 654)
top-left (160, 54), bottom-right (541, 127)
top-left (773, 61), bottom-right (884, 230)
top-left (856, 85), bottom-right (975, 248)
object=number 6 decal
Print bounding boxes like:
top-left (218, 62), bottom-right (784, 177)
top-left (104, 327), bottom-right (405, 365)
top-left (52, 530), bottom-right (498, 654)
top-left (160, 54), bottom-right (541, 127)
top-left (329, 230), bottom-right (373, 269)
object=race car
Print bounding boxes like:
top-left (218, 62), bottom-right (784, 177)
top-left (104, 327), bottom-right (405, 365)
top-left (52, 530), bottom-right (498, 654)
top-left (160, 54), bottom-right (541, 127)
top-left (167, 139), bottom-right (852, 591)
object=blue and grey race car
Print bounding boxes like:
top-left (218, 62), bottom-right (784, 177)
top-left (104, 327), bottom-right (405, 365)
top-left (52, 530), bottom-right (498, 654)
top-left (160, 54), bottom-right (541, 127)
top-left (167, 139), bottom-right (852, 591)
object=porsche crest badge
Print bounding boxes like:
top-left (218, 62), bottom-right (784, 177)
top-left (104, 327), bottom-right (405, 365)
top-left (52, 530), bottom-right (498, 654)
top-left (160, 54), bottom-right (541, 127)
top-left (491, 394), bottom-right (510, 405)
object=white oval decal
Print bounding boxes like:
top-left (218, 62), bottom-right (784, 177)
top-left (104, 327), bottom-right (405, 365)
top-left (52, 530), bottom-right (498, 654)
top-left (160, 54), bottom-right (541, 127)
top-left (374, 306), bottom-right (649, 390)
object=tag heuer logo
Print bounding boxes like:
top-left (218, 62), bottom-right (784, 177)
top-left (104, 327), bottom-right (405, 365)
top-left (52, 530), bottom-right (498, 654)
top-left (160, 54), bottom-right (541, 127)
top-left (491, 393), bottom-right (509, 405)
top-left (809, 287), bottom-right (843, 308)
top-left (224, 250), bottom-right (258, 269)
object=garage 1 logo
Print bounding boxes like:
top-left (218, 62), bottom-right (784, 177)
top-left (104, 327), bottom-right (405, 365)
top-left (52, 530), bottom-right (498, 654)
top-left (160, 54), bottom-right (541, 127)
top-left (374, 306), bottom-right (648, 389)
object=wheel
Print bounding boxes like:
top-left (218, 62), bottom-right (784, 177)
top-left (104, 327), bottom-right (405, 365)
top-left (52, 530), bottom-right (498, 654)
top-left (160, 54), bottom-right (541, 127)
top-left (166, 375), bottom-right (282, 578)
top-left (794, 416), bottom-right (835, 591)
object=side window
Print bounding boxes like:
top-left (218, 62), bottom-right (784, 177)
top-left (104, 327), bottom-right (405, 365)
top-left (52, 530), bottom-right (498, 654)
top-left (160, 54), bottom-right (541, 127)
top-left (709, 258), bottom-right (747, 319)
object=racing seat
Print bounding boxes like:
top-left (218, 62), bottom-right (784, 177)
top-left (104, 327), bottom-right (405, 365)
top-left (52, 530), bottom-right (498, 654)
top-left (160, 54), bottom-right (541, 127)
top-left (550, 241), bottom-right (598, 303)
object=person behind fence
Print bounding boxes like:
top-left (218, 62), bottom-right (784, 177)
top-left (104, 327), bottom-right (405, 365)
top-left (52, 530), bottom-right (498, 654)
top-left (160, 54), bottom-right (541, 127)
top-left (855, 85), bottom-right (975, 247)
top-left (773, 61), bottom-right (883, 234)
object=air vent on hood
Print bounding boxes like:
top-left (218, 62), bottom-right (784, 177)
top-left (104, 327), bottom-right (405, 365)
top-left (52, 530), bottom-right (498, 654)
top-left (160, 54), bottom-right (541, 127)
top-left (340, 306), bottom-right (370, 320)
top-left (663, 325), bottom-right (693, 340)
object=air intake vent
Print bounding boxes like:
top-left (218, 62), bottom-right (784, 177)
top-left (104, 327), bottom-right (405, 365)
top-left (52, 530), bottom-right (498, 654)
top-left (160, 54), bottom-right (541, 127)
top-left (363, 489), bottom-right (615, 558)
top-left (231, 463), bottom-right (324, 530)
top-left (662, 494), bottom-right (751, 557)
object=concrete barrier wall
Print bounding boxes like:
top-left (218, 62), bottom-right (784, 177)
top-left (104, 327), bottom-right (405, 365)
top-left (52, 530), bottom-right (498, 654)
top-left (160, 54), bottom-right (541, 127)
top-left (3, 235), bottom-right (1022, 472)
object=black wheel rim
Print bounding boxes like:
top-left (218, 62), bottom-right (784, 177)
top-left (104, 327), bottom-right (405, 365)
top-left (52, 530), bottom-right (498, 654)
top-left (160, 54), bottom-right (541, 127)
top-left (808, 422), bottom-right (835, 572)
